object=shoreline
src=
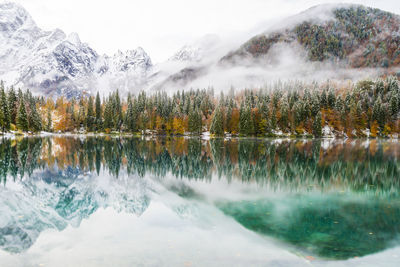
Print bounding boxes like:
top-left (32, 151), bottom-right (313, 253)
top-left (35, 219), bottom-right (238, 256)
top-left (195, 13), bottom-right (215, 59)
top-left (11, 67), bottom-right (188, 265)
top-left (1, 131), bottom-right (399, 140)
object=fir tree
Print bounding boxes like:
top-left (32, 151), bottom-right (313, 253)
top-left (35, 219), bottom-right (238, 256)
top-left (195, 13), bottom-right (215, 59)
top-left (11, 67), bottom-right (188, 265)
top-left (103, 98), bottom-right (113, 131)
top-left (372, 97), bottom-right (385, 129)
top-left (320, 89), bottom-right (328, 108)
top-left (0, 83), bottom-right (10, 132)
top-left (7, 86), bottom-right (17, 125)
top-left (313, 111), bottom-right (322, 137)
top-left (95, 92), bottom-right (102, 130)
top-left (78, 98), bottom-right (86, 128)
top-left (239, 102), bottom-right (254, 136)
top-left (210, 106), bottom-right (224, 136)
top-left (113, 90), bottom-right (123, 131)
top-left (29, 103), bottom-right (42, 132)
top-left (226, 103), bottom-right (233, 133)
top-left (188, 106), bottom-right (202, 134)
top-left (17, 98), bottom-right (28, 131)
top-left (86, 96), bottom-right (94, 131)
top-left (327, 89), bottom-right (336, 108)
top-left (125, 94), bottom-right (136, 132)
top-left (279, 100), bottom-right (289, 131)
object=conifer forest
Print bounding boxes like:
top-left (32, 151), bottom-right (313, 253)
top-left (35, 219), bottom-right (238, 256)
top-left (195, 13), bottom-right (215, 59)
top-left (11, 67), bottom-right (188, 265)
top-left (1, 76), bottom-right (400, 138)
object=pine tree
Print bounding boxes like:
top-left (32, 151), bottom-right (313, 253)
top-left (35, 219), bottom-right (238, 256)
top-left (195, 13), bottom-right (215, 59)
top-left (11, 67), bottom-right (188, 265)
top-left (239, 102), bottom-right (254, 136)
top-left (78, 98), bottom-right (86, 128)
top-left (46, 107), bottom-right (52, 132)
top-left (320, 89), bottom-right (328, 108)
top-left (313, 111), bottom-right (322, 137)
top-left (390, 93), bottom-right (398, 119)
top-left (125, 94), bottom-right (136, 132)
top-left (260, 99), bottom-right (270, 134)
top-left (327, 89), bottom-right (336, 108)
top-left (29, 103), bottom-right (42, 132)
top-left (279, 100), bottom-right (289, 131)
top-left (95, 92), bottom-right (102, 131)
top-left (86, 96), bottom-right (94, 131)
top-left (210, 106), bottom-right (224, 136)
top-left (372, 97), bottom-right (385, 129)
top-left (17, 98), bottom-right (28, 131)
top-left (113, 90), bottom-right (123, 131)
top-left (0, 97), bottom-right (3, 132)
top-left (188, 106), bottom-right (202, 134)
top-left (310, 93), bottom-right (320, 117)
top-left (103, 98), bottom-right (113, 131)
top-left (0, 85), bottom-right (8, 132)
top-left (226, 103), bottom-right (233, 133)
top-left (8, 86), bottom-right (17, 125)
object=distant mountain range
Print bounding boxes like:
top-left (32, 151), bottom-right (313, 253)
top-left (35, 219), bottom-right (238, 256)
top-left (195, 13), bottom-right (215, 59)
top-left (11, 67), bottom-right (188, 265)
top-left (1, 2), bottom-right (400, 97)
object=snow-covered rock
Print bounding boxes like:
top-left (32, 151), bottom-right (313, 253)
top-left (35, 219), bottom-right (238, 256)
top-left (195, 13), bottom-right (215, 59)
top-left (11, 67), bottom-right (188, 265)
top-left (0, 2), bottom-right (153, 97)
top-left (169, 34), bottom-right (220, 63)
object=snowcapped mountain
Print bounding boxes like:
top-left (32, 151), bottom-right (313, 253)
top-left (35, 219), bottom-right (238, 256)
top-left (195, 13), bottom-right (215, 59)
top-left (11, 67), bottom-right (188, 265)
top-left (2, 2), bottom-right (400, 96)
top-left (94, 48), bottom-right (153, 93)
top-left (170, 45), bottom-right (203, 62)
top-left (0, 2), bottom-right (153, 97)
top-left (97, 47), bottom-right (152, 75)
top-left (169, 34), bottom-right (221, 63)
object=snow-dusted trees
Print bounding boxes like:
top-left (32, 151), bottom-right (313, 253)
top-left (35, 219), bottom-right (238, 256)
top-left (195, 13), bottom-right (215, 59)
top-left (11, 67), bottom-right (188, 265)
top-left (16, 97), bottom-right (28, 131)
top-left (210, 106), bottom-right (224, 136)
top-left (0, 82), bottom-right (10, 132)
top-left (0, 76), bottom-right (399, 137)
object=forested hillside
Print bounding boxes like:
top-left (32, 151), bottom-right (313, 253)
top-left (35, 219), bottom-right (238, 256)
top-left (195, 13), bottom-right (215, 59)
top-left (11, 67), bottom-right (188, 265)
top-left (222, 5), bottom-right (400, 69)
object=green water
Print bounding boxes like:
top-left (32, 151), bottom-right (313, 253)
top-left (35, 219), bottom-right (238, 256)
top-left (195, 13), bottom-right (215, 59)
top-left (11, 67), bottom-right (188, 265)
top-left (218, 195), bottom-right (400, 259)
top-left (0, 136), bottom-right (399, 266)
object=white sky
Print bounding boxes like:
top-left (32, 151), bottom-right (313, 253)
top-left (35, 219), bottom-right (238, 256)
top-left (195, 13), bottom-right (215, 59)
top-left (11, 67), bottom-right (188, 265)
top-left (9, 0), bottom-right (400, 63)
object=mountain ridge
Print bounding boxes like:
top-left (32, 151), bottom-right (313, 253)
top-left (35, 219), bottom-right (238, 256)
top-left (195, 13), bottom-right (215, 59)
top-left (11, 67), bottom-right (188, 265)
top-left (0, 2), bottom-right (153, 97)
top-left (1, 2), bottom-right (400, 96)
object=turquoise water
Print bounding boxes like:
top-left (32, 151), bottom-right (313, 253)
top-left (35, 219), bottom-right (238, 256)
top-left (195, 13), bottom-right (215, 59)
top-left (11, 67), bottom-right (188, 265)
top-left (0, 136), bottom-right (399, 266)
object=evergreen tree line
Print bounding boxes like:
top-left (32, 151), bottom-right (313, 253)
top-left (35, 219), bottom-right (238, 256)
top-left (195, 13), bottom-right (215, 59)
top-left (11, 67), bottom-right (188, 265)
top-left (1, 76), bottom-right (400, 137)
top-left (0, 82), bottom-right (42, 133)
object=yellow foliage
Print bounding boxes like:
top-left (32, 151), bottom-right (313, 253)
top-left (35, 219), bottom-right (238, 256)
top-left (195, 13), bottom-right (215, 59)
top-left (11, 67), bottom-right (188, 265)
top-left (165, 120), bottom-right (173, 135)
top-left (370, 121), bottom-right (379, 138)
top-left (295, 125), bottom-right (304, 135)
top-left (173, 117), bottom-right (185, 135)
top-left (383, 124), bottom-right (392, 136)
top-left (155, 116), bottom-right (163, 132)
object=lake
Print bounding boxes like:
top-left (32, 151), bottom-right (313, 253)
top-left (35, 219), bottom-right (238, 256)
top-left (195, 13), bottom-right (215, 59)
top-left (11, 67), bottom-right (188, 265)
top-left (0, 136), bottom-right (400, 266)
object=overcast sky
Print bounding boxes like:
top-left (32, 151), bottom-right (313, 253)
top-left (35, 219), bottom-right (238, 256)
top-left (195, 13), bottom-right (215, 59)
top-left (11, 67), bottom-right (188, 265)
top-left (10, 0), bottom-right (400, 63)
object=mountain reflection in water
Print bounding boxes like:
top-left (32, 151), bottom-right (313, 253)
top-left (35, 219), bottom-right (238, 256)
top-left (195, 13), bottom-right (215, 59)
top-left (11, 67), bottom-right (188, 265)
top-left (0, 136), bottom-right (399, 265)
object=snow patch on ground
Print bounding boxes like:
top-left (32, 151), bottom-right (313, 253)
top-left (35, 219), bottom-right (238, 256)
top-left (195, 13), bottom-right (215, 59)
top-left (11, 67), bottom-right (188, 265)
top-left (201, 131), bottom-right (210, 140)
top-left (322, 125), bottom-right (334, 137)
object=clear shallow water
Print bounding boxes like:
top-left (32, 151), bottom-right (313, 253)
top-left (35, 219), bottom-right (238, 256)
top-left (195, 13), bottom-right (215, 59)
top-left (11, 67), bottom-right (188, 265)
top-left (0, 136), bottom-right (400, 266)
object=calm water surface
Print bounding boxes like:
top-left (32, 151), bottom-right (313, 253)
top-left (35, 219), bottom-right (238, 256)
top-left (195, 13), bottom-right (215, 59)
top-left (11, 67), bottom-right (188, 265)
top-left (0, 136), bottom-right (400, 266)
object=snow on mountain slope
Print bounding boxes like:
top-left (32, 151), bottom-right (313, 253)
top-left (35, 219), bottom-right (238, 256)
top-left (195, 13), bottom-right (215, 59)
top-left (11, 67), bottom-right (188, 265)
top-left (0, 2), bottom-right (153, 97)
top-left (169, 34), bottom-right (221, 63)
top-left (95, 48), bottom-right (153, 93)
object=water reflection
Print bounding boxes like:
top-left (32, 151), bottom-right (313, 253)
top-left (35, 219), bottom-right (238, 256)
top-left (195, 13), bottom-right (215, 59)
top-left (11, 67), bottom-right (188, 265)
top-left (1, 137), bottom-right (399, 193)
top-left (0, 136), bottom-right (399, 263)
